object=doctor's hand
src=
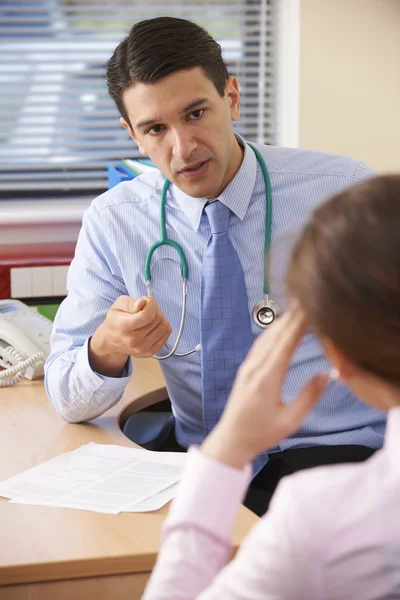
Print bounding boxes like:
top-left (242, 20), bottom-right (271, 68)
top-left (201, 307), bottom-right (329, 471)
top-left (89, 296), bottom-right (172, 377)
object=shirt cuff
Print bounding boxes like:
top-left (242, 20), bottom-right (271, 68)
top-left (75, 338), bottom-right (133, 394)
top-left (165, 446), bottom-right (252, 542)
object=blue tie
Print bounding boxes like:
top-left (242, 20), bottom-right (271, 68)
top-left (201, 200), bottom-right (253, 428)
top-left (200, 201), bottom-right (269, 475)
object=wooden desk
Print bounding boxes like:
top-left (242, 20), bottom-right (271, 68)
top-left (0, 359), bottom-right (258, 600)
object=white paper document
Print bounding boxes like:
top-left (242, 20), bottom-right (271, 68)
top-left (125, 483), bottom-right (179, 513)
top-left (0, 443), bottom-right (186, 514)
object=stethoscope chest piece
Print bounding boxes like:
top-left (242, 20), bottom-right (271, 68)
top-left (252, 298), bottom-right (282, 328)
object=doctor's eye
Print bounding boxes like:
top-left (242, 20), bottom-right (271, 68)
top-left (188, 109), bottom-right (205, 121)
top-left (147, 124), bottom-right (165, 136)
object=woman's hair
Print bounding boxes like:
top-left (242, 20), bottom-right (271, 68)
top-left (287, 174), bottom-right (400, 385)
top-left (106, 17), bottom-right (228, 125)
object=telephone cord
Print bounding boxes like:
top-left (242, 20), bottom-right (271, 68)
top-left (0, 347), bottom-right (45, 387)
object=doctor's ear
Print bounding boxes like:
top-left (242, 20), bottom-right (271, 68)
top-left (120, 116), bottom-right (133, 136)
top-left (225, 76), bottom-right (240, 121)
top-left (120, 117), bottom-right (146, 155)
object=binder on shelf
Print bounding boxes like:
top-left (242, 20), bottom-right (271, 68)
top-left (107, 158), bottom-right (157, 190)
top-left (107, 163), bottom-right (134, 189)
top-left (122, 159), bottom-right (157, 174)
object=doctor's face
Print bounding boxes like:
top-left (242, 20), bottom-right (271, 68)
top-left (120, 68), bottom-right (243, 199)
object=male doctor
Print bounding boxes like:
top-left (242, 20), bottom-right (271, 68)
top-left (45, 17), bottom-right (385, 515)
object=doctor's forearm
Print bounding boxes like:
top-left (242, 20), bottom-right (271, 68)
top-left (45, 341), bottom-right (131, 423)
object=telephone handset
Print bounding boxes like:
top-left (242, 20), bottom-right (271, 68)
top-left (0, 299), bottom-right (52, 387)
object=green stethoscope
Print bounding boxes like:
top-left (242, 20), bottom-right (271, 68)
top-left (145, 143), bottom-right (282, 360)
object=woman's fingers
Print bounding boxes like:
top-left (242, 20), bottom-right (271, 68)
top-left (243, 308), bottom-right (307, 386)
top-left (269, 308), bottom-right (307, 362)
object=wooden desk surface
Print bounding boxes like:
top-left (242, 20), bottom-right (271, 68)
top-left (0, 359), bottom-right (258, 590)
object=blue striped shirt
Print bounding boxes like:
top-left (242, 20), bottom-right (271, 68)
top-left (45, 139), bottom-right (386, 453)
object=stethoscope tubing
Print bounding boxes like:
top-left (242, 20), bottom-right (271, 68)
top-left (145, 143), bottom-right (280, 359)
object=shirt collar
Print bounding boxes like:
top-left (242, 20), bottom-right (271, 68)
top-left (170, 135), bottom-right (258, 231)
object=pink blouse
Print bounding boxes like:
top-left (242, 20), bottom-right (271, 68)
top-left (143, 408), bottom-right (400, 599)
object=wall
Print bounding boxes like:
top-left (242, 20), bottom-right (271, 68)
top-left (298, 0), bottom-right (400, 172)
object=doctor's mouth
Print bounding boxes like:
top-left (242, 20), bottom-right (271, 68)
top-left (177, 159), bottom-right (211, 180)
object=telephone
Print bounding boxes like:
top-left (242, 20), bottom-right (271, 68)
top-left (0, 299), bottom-right (52, 387)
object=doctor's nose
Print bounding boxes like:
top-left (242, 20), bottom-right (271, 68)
top-left (171, 129), bottom-right (197, 160)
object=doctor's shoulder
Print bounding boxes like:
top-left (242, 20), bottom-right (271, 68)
top-left (256, 144), bottom-right (376, 185)
top-left (89, 169), bottom-right (164, 215)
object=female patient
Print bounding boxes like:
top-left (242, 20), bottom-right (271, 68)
top-left (143, 175), bottom-right (400, 599)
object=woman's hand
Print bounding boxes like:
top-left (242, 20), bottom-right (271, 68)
top-left (201, 306), bottom-right (329, 470)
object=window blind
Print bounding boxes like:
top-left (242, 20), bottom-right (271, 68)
top-left (0, 0), bottom-right (275, 197)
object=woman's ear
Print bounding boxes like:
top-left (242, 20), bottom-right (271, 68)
top-left (322, 338), bottom-right (359, 382)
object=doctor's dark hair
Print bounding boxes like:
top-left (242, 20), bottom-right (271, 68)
top-left (106, 17), bottom-right (229, 125)
top-left (287, 174), bottom-right (400, 386)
